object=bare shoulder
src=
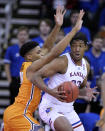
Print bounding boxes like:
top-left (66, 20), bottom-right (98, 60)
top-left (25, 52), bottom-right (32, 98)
top-left (57, 55), bottom-right (68, 73)
top-left (84, 57), bottom-right (90, 75)
top-left (58, 55), bottom-right (68, 64)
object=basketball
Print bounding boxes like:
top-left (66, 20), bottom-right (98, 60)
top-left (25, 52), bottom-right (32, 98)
top-left (59, 81), bottom-right (79, 102)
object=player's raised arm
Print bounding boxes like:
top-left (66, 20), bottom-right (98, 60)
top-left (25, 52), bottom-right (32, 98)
top-left (42, 6), bottom-right (66, 52)
top-left (50, 9), bottom-right (85, 56)
top-left (27, 10), bottom-right (85, 77)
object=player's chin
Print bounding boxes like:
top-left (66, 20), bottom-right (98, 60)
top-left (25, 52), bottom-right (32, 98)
top-left (74, 56), bottom-right (81, 61)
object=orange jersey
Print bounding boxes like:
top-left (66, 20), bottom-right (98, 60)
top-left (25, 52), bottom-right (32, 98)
top-left (100, 108), bottom-right (104, 118)
top-left (3, 62), bottom-right (42, 131)
top-left (15, 62), bottom-right (41, 114)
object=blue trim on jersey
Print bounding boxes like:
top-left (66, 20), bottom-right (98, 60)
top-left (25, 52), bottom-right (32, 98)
top-left (24, 84), bottom-right (38, 130)
top-left (72, 120), bottom-right (81, 126)
top-left (24, 84), bottom-right (34, 114)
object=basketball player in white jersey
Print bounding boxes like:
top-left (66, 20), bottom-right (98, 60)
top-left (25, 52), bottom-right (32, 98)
top-left (30, 31), bottom-right (98, 131)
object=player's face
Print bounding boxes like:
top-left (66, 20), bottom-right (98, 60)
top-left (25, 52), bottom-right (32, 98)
top-left (30, 46), bottom-right (44, 61)
top-left (39, 21), bottom-right (51, 36)
top-left (92, 38), bottom-right (103, 51)
top-left (70, 13), bottom-right (79, 26)
top-left (17, 30), bottom-right (29, 44)
top-left (70, 40), bottom-right (86, 61)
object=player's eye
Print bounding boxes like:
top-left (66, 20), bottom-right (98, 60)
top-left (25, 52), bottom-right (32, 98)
top-left (37, 50), bottom-right (41, 54)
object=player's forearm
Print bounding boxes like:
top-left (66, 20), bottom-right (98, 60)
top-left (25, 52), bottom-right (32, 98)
top-left (5, 64), bottom-right (12, 83)
top-left (50, 27), bottom-right (78, 56)
top-left (31, 73), bottom-right (51, 94)
top-left (43, 24), bottom-right (61, 51)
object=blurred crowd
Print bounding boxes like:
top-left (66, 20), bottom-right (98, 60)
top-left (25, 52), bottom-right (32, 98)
top-left (1, 0), bottom-right (105, 131)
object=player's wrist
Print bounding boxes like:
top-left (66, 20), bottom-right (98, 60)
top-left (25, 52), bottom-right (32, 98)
top-left (72, 27), bottom-right (78, 33)
top-left (55, 23), bottom-right (61, 28)
top-left (45, 87), bottom-right (52, 95)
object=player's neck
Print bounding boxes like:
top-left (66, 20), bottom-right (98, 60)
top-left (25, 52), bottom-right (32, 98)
top-left (92, 47), bottom-right (101, 57)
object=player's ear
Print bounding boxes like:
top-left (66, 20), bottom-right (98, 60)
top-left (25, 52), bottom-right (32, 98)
top-left (84, 44), bottom-right (88, 51)
top-left (26, 54), bottom-right (32, 61)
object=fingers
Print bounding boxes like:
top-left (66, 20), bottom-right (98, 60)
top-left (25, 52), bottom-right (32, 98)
top-left (92, 94), bottom-right (96, 100)
top-left (78, 9), bottom-right (85, 20)
top-left (55, 92), bottom-right (67, 102)
top-left (60, 6), bottom-right (64, 14)
top-left (63, 9), bottom-right (66, 16)
top-left (86, 82), bottom-right (90, 88)
top-left (92, 91), bottom-right (100, 95)
top-left (92, 86), bottom-right (98, 90)
top-left (56, 5), bottom-right (60, 14)
top-left (56, 5), bottom-right (66, 15)
top-left (57, 94), bottom-right (67, 102)
top-left (56, 90), bottom-right (66, 94)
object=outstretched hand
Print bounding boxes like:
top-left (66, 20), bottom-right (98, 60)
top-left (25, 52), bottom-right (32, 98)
top-left (74, 9), bottom-right (85, 31)
top-left (54, 6), bottom-right (66, 27)
top-left (85, 82), bottom-right (99, 101)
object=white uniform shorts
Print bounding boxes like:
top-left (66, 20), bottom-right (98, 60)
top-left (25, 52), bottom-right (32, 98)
top-left (39, 101), bottom-right (84, 131)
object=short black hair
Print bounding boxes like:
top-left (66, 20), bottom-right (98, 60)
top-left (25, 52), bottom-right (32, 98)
top-left (70, 32), bottom-right (88, 45)
top-left (20, 41), bottom-right (39, 57)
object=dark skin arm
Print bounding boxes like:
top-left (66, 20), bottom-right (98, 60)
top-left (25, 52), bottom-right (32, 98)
top-left (31, 56), bottom-right (68, 101)
top-left (42, 6), bottom-right (66, 52)
top-left (26, 10), bottom-right (84, 80)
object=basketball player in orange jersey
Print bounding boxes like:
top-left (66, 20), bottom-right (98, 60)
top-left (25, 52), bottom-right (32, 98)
top-left (3, 7), bottom-right (84, 131)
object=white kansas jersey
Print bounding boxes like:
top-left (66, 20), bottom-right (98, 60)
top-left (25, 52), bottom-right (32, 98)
top-left (42, 53), bottom-right (87, 109)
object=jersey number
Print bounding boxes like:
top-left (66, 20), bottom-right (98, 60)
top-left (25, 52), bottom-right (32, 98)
top-left (72, 80), bottom-right (81, 87)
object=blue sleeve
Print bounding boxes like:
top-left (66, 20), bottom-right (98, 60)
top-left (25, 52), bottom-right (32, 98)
top-left (99, 8), bottom-right (105, 28)
top-left (4, 47), bottom-right (11, 64)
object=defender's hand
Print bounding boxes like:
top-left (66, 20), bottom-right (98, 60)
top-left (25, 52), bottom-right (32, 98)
top-left (49, 86), bottom-right (67, 102)
top-left (54, 6), bottom-right (66, 27)
top-left (85, 83), bottom-right (99, 101)
top-left (74, 10), bottom-right (85, 31)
